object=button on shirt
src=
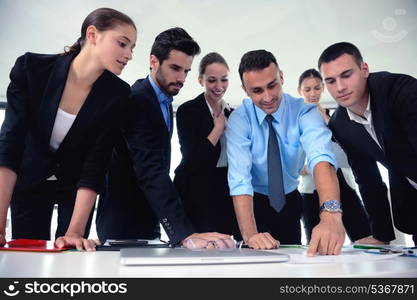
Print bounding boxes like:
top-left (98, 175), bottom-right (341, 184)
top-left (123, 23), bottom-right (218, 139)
top-left (226, 94), bottom-right (337, 197)
top-left (148, 75), bottom-right (173, 131)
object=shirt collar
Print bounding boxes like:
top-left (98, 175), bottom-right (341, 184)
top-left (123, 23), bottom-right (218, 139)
top-left (204, 94), bottom-right (231, 117)
top-left (148, 75), bottom-right (173, 105)
top-left (347, 95), bottom-right (371, 125)
top-left (254, 94), bottom-right (285, 126)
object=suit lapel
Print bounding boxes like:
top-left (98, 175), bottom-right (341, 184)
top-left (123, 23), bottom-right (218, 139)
top-left (142, 78), bottom-right (172, 169)
top-left (195, 93), bottom-right (214, 135)
top-left (196, 93), bottom-right (233, 135)
top-left (224, 107), bottom-right (232, 118)
top-left (368, 78), bottom-right (386, 151)
top-left (144, 78), bottom-right (171, 137)
top-left (58, 71), bottom-right (112, 151)
top-left (338, 107), bottom-right (385, 161)
top-left (37, 53), bottom-right (74, 148)
top-left (169, 103), bottom-right (173, 139)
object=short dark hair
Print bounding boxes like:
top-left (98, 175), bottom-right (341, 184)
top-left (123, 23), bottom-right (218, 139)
top-left (150, 27), bottom-right (201, 65)
top-left (318, 42), bottom-right (363, 69)
top-left (65, 7), bottom-right (136, 54)
top-left (238, 50), bottom-right (279, 82)
top-left (198, 52), bottom-right (229, 77)
top-left (298, 69), bottom-right (322, 88)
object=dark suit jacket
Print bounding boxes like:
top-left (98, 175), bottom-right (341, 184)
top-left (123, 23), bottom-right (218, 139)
top-left (174, 93), bottom-right (232, 175)
top-left (329, 71), bottom-right (417, 239)
top-left (96, 77), bottom-right (194, 244)
top-left (173, 93), bottom-right (236, 234)
top-left (0, 52), bottom-right (129, 193)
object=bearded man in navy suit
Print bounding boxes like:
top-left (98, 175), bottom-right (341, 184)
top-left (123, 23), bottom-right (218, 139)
top-left (96, 27), bottom-right (234, 248)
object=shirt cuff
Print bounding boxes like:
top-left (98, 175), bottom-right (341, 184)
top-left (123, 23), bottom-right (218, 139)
top-left (229, 183), bottom-right (254, 197)
top-left (308, 154), bottom-right (338, 174)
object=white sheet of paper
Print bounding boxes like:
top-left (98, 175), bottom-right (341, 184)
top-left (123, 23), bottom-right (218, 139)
top-left (288, 252), bottom-right (402, 264)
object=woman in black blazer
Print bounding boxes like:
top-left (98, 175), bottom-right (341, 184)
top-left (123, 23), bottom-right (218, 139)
top-left (174, 52), bottom-right (238, 237)
top-left (0, 8), bottom-right (136, 250)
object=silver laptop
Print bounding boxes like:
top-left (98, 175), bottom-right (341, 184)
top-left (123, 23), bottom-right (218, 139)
top-left (120, 248), bottom-right (289, 265)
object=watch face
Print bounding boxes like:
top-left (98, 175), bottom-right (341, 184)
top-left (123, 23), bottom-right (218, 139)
top-left (324, 200), bottom-right (341, 211)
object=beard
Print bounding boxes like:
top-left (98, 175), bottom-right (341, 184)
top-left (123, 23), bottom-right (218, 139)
top-left (155, 68), bottom-right (183, 96)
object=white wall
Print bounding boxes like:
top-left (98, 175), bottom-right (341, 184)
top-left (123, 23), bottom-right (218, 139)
top-left (0, 0), bottom-right (416, 107)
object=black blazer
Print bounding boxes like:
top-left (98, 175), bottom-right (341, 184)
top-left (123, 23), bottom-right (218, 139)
top-left (96, 77), bottom-right (194, 244)
top-left (174, 92), bottom-right (232, 176)
top-left (0, 52), bottom-right (129, 193)
top-left (173, 93), bottom-right (237, 234)
top-left (329, 71), bottom-right (417, 238)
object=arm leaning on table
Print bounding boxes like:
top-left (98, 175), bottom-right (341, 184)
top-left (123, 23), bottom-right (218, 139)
top-left (55, 80), bottom-right (128, 251)
top-left (299, 105), bottom-right (345, 256)
top-left (226, 109), bottom-right (278, 250)
top-left (0, 167), bottom-right (17, 245)
top-left (0, 55), bottom-right (32, 246)
top-left (308, 161), bottom-right (345, 256)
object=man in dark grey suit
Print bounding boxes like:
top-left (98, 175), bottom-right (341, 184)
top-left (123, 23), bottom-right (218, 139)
top-left (320, 42), bottom-right (416, 245)
top-left (96, 28), bottom-right (233, 247)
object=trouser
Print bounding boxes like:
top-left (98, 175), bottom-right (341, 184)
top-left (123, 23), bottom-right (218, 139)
top-left (253, 190), bottom-right (302, 244)
top-left (389, 174), bottom-right (417, 246)
top-left (10, 180), bottom-right (94, 240)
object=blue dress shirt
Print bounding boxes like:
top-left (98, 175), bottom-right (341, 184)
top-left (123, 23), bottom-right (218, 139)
top-left (148, 75), bottom-right (173, 131)
top-left (226, 94), bottom-right (337, 197)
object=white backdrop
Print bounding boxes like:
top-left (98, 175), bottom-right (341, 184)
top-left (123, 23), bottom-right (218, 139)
top-left (0, 0), bottom-right (416, 107)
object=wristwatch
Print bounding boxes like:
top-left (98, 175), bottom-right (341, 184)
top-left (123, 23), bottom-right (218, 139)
top-left (319, 200), bottom-right (343, 214)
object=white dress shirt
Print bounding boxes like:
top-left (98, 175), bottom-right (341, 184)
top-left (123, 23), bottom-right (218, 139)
top-left (47, 108), bottom-right (76, 180)
top-left (347, 98), bottom-right (417, 190)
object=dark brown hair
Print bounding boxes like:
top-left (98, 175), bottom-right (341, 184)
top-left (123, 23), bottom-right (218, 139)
top-left (198, 52), bottom-right (229, 78)
top-left (64, 7), bottom-right (136, 54)
top-left (318, 42), bottom-right (363, 70)
top-left (238, 49), bottom-right (279, 82)
top-left (298, 69), bottom-right (323, 88)
top-left (150, 27), bottom-right (200, 65)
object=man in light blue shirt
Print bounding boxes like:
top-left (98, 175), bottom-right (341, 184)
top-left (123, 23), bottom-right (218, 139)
top-left (226, 50), bottom-right (346, 255)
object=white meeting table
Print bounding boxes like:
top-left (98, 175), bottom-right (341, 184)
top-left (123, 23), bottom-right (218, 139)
top-left (1, 248), bottom-right (416, 278)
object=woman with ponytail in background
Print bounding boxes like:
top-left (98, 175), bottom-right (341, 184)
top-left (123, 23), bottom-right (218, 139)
top-left (0, 8), bottom-right (137, 251)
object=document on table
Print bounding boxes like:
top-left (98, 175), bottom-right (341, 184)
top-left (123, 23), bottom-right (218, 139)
top-left (287, 251), bottom-right (402, 264)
